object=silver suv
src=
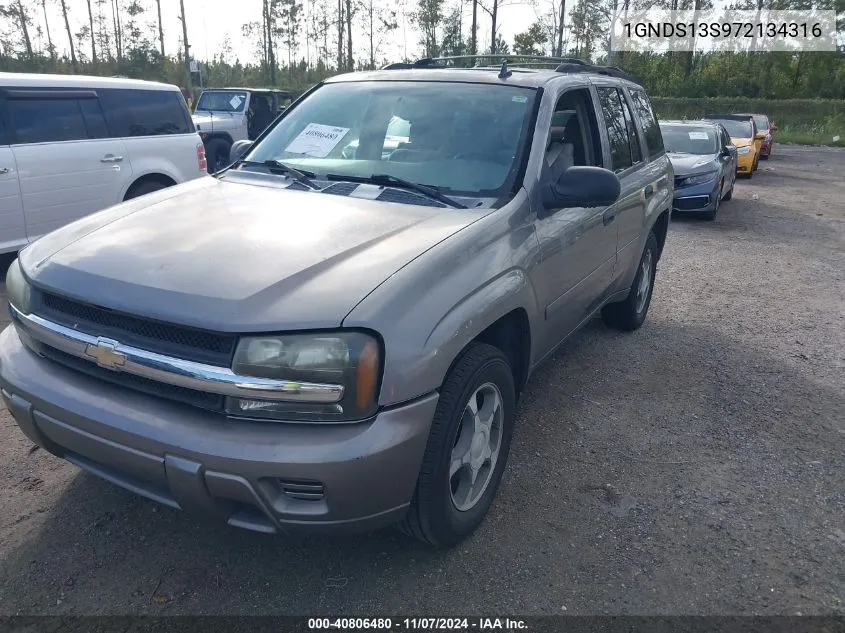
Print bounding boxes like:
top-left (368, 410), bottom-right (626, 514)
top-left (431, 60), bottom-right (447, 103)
top-left (1, 57), bottom-right (673, 546)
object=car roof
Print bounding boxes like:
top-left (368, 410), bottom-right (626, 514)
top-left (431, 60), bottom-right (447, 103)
top-left (660, 119), bottom-right (721, 127)
top-left (0, 72), bottom-right (178, 91)
top-left (704, 113), bottom-right (755, 121)
top-left (212, 87), bottom-right (295, 94)
top-left (323, 67), bottom-right (644, 90)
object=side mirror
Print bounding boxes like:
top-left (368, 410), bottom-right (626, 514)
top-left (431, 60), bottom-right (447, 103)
top-left (721, 145), bottom-right (734, 156)
top-left (229, 140), bottom-right (254, 164)
top-left (754, 132), bottom-right (766, 140)
top-left (542, 166), bottom-right (621, 211)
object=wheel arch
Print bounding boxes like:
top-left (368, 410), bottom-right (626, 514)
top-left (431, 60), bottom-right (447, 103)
top-left (122, 172), bottom-right (178, 201)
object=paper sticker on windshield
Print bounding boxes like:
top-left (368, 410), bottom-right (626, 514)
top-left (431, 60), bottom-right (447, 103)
top-left (512, 95), bottom-right (528, 103)
top-left (688, 131), bottom-right (709, 140)
top-left (229, 95), bottom-right (243, 109)
top-left (284, 123), bottom-right (350, 157)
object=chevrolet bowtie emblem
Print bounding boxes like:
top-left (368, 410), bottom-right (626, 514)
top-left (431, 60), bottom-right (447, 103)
top-left (84, 338), bottom-right (127, 370)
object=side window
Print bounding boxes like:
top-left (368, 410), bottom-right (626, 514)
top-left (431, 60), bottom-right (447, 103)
top-left (79, 99), bottom-right (109, 139)
top-left (619, 91), bottom-right (643, 164)
top-left (100, 89), bottom-right (191, 137)
top-left (630, 90), bottom-right (664, 158)
top-left (546, 88), bottom-right (602, 169)
top-left (0, 113), bottom-right (7, 145)
top-left (8, 98), bottom-right (88, 144)
top-left (597, 87), bottom-right (632, 172)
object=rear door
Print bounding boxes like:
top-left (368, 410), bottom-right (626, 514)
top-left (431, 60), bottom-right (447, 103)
top-left (7, 89), bottom-right (129, 241)
top-left (593, 84), bottom-right (650, 286)
top-left (718, 125), bottom-right (737, 194)
top-left (99, 88), bottom-right (202, 189)
top-left (0, 110), bottom-right (26, 253)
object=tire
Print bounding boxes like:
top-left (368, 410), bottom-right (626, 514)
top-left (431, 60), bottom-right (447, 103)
top-left (752, 155), bottom-right (759, 172)
top-left (742, 169), bottom-right (753, 180)
top-left (205, 138), bottom-right (232, 174)
top-left (703, 189), bottom-right (720, 221)
top-left (398, 342), bottom-right (516, 546)
top-left (124, 179), bottom-right (168, 201)
top-left (760, 153), bottom-right (769, 160)
top-left (601, 231), bottom-right (658, 332)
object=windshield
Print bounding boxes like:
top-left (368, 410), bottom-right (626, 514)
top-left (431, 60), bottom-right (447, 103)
top-left (753, 115), bottom-right (769, 131)
top-left (711, 118), bottom-right (753, 138)
top-left (196, 91), bottom-right (248, 113)
top-left (243, 81), bottom-right (537, 196)
top-left (660, 125), bottom-right (719, 154)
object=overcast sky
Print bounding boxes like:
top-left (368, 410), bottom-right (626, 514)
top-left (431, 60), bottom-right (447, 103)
top-left (33, 0), bottom-right (552, 68)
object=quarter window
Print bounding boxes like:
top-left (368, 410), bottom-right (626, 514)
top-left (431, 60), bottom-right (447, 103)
top-left (629, 90), bottom-right (665, 158)
top-left (619, 91), bottom-right (643, 164)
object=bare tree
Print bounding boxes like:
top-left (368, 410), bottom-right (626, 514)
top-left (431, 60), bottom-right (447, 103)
top-left (470, 0), bottom-right (477, 53)
top-left (15, 0), bottom-right (34, 59)
top-left (41, 0), bottom-right (55, 60)
top-left (155, 0), bottom-right (164, 55)
top-left (490, 0), bottom-right (497, 52)
top-left (336, 0), bottom-right (344, 68)
top-left (345, 0), bottom-right (353, 69)
top-left (85, 0), bottom-right (97, 63)
top-left (178, 0), bottom-right (193, 96)
top-left (59, 0), bottom-right (78, 70)
top-left (111, 0), bottom-right (122, 62)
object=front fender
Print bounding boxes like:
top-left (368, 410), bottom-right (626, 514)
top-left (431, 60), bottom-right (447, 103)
top-left (343, 192), bottom-right (541, 407)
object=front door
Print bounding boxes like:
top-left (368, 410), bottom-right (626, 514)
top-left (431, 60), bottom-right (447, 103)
top-left (7, 92), bottom-right (128, 240)
top-left (532, 86), bottom-right (619, 351)
top-left (0, 114), bottom-right (25, 253)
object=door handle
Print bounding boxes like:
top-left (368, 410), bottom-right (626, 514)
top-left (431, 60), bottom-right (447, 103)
top-left (0, 167), bottom-right (9, 175)
top-left (602, 209), bottom-right (615, 226)
top-left (100, 155), bottom-right (124, 163)
top-left (644, 184), bottom-right (654, 199)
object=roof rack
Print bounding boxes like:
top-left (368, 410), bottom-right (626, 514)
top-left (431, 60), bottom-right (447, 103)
top-left (382, 55), bottom-right (638, 83)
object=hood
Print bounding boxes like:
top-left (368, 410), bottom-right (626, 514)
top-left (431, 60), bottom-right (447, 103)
top-left (19, 176), bottom-right (480, 332)
top-left (667, 152), bottom-right (717, 176)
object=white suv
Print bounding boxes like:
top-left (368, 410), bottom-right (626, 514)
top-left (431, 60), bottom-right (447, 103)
top-left (0, 73), bottom-right (208, 255)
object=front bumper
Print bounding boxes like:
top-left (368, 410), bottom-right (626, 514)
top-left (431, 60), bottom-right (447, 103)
top-left (736, 151), bottom-right (755, 174)
top-left (0, 325), bottom-right (437, 535)
top-left (672, 179), bottom-right (720, 213)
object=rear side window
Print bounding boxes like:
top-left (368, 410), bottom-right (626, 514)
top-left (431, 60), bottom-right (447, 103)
top-left (619, 91), bottom-right (643, 164)
top-left (8, 98), bottom-right (90, 144)
top-left (597, 87), bottom-right (632, 171)
top-left (629, 90), bottom-right (664, 158)
top-left (100, 89), bottom-right (192, 137)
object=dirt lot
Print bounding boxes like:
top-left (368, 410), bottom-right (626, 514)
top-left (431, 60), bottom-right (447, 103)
top-left (0, 145), bottom-right (843, 616)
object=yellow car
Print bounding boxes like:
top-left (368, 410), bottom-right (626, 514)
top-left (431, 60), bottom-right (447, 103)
top-left (704, 114), bottom-right (765, 179)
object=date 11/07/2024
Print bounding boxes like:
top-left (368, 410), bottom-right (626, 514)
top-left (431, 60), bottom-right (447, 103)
top-left (307, 618), bottom-right (529, 631)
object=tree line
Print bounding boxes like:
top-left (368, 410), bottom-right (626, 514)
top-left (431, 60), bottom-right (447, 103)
top-left (0, 0), bottom-right (843, 99)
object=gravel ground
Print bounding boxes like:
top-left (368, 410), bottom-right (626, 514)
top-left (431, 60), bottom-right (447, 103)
top-left (0, 145), bottom-right (843, 616)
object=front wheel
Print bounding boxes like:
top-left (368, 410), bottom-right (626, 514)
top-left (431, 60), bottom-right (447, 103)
top-left (601, 232), bottom-right (658, 331)
top-left (722, 176), bottom-right (734, 201)
top-left (205, 138), bottom-right (232, 174)
top-left (398, 343), bottom-right (516, 546)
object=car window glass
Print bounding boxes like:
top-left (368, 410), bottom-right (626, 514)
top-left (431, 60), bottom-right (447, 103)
top-left (195, 91), bottom-right (248, 113)
top-left (630, 90), bottom-right (664, 157)
top-left (597, 87), bottom-right (632, 171)
top-left (79, 99), bottom-right (109, 139)
top-left (753, 115), bottom-right (768, 131)
top-left (0, 115), bottom-right (6, 145)
top-left (246, 81), bottom-right (537, 196)
top-left (100, 89), bottom-right (191, 137)
top-left (8, 98), bottom-right (88, 144)
top-left (619, 90), bottom-right (642, 164)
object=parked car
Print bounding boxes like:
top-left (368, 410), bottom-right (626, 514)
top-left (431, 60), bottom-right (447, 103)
top-left (1, 57), bottom-right (673, 546)
top-left (660, 120), bottom-right (737, 221)
top-left (0, 73), bottom-right (207, 255)
top-left (192, 88), bottom-right (297, 173)
top-left (737, 113), bottom-right (777, 159)
top-left (703, 113), bottom-right (764, 178)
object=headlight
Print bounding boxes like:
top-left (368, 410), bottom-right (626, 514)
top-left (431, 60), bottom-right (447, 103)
top-left (737, 146), bottom-right (752, 155)
top-left (681, 171), bottom-right (717, 187)
top-left (226, 331), bottom-right (381, 422)
top-left (5, 259), bottom-right (32, 314)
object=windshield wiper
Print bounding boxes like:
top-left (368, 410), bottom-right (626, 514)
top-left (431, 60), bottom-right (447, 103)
top-left (240, 160), bottom-right (317, 189)
top-left (325, 173), bottom-right (467, 209)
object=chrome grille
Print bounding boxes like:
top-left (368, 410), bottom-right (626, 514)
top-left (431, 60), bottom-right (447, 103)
top-left (38, 291), bottom-right (236, 366)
